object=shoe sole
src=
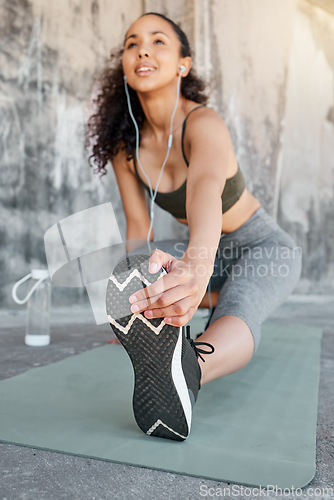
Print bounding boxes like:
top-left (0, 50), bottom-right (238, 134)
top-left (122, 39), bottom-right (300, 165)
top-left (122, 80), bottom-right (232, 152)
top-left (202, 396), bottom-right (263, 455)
top-left (106, 254), bottom-right (192, 441)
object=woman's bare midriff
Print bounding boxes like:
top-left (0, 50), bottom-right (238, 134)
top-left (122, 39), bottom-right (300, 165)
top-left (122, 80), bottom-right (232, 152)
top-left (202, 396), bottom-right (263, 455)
top-left (177, 188), bottom-right (261, 234)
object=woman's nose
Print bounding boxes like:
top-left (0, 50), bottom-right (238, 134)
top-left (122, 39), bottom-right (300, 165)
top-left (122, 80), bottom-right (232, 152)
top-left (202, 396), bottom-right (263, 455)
top-left (138, 46), bottom-right (150, 58)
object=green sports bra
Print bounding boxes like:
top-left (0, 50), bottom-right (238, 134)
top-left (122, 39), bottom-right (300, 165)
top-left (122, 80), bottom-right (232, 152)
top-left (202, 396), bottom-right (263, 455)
top-left (133, 105), bottom-right (246, 219)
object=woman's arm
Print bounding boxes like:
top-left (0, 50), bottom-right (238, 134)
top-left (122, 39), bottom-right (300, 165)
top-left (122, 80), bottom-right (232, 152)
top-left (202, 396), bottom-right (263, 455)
top-left (112, 150), bottom-right (152, 250)
top-left (183, 108), bottom-right (230, 282)
top-left (128, 108), bottom-right (234, 325)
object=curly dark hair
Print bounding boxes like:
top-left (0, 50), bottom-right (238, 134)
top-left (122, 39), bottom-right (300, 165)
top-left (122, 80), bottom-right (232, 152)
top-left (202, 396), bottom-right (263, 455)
top-left (86, 12), bottom-right (208, 176)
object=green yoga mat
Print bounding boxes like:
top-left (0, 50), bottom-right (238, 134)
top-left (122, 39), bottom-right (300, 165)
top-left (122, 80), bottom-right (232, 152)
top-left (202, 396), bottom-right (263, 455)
top-left (0, 322), bottom-right (322, 488)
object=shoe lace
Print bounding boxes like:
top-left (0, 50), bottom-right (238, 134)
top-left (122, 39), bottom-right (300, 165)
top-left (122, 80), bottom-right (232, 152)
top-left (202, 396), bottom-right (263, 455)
top-left (185, 325), bottom-right (215, 363)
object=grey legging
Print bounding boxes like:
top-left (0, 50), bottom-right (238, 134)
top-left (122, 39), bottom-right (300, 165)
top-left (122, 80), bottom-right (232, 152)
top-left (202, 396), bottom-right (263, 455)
top-left (151, 207), bottom-right (302, 355)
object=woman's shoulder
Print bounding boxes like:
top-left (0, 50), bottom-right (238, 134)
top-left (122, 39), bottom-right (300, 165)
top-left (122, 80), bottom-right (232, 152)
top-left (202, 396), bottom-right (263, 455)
top-left (111, 147), bottom-right (133, 172)
top-left (183, 103), bottom-right (230, 140)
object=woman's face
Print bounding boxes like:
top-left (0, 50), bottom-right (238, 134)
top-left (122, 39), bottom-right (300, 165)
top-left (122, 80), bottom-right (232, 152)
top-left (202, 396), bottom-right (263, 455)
top-left (122, 15), bottom-right (185, 93)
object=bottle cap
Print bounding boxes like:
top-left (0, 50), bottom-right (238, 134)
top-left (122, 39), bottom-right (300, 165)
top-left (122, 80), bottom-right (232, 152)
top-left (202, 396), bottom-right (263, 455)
top-left (31, 269), bottom-right (49, 280)
top-left (25, 334), bottom-right (51, 347)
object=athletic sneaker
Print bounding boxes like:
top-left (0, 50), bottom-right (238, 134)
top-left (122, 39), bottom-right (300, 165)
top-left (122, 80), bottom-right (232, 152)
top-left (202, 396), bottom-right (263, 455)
top-left (106, 254), bottom-right (214, 441)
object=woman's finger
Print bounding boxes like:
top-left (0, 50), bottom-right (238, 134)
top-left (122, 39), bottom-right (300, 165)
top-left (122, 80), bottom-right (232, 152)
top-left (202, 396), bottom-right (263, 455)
top-left (129, 262), bottom-right (190, 306)
top-left (143, 296), bottom-right (193, 319)
top-left (148, 249), bottom-right (177, 274)
top-left (163, 307), bottom-right (197, 327)
top-left (130, 277), bottom-right (198, 313)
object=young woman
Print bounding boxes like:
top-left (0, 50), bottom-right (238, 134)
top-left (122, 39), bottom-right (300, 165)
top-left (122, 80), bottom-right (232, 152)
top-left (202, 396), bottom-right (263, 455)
top-left (87, 12), bottom-right (302, 441)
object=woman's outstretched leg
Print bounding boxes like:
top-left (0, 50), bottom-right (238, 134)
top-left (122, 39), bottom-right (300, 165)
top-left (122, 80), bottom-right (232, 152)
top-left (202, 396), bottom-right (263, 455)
top-left (196, 315), bottom-right (254, 384)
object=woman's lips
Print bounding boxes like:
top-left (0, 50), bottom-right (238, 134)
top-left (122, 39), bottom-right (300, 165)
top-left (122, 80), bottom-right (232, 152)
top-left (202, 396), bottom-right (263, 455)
top-left (135, 65), bottom-right (156, 76)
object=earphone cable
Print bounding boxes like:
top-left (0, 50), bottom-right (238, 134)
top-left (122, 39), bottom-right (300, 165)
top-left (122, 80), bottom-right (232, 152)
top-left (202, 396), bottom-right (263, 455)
top-left (124, 70), bottom-right (183, 248)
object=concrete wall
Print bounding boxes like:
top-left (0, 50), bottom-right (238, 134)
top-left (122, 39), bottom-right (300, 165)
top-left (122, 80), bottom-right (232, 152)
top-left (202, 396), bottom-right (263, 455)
top-left (0, 0), bottom-right (142, 306)
top-left (1, 0), bottom-right (334, 308)
top-left (279, 0), bottom-right (334, 293)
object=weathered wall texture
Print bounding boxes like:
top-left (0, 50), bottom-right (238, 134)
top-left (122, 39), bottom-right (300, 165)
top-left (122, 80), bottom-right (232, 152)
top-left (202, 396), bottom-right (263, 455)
top-left (279, 0), bottom-right (334, 293)
top-left (0, 0), bottom-right (142, 306)
top-left (1, 0), bottom-right (333, 307)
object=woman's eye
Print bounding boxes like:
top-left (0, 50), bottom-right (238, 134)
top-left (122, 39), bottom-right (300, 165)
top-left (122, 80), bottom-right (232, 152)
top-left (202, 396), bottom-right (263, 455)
top-left (126, 42), bottom-right (136, 49)
top-left (154, 39), bottom-right (164, 45)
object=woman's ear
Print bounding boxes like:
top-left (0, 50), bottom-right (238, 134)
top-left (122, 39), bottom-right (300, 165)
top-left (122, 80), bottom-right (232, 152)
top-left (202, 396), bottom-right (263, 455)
top-left (179, 57), bottom-right (192, 76)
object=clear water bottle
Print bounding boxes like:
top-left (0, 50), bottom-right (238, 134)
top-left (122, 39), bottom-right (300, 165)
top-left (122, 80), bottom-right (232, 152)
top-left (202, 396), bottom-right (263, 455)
top-left (12, 269), bottom-right (52, 346)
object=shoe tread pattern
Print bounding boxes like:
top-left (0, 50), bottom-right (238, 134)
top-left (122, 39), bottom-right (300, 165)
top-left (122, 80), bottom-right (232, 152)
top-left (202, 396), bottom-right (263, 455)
top-left (106, 255), bottom-right (189, 441)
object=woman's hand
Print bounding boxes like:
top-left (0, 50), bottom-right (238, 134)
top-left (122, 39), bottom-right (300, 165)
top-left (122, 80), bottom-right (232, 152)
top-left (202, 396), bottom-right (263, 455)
top-left (129, 249), bottom-right (213, 326)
